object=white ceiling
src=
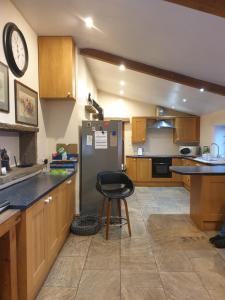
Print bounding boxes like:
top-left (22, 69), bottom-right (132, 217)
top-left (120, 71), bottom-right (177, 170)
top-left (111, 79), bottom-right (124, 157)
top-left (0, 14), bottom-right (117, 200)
top-left (12, 0), bottom-right (225, 114)
top-left (86, 57), bottom-right (225, 116)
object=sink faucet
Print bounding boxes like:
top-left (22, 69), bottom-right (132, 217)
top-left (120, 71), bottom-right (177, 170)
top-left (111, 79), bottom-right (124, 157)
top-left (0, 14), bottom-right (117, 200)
top-left (210, 143), bottom-right (220, 158)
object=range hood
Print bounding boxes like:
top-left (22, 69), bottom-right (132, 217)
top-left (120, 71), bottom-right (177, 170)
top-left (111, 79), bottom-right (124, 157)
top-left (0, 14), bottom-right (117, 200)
top-left (149, 106), bottom-right (175, 129)
top-left (150, 119), bottom-right (175, 129)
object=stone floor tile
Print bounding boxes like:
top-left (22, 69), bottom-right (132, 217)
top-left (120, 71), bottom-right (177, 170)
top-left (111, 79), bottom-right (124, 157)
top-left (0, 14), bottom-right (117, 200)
top-left (121, 286), bottom-right (166, 300)
top-left (59, 234), bottom-right (92, 257)
top-left (121, 237), bottom-right (152, 256)
top-left (197, 271), bottom-right (225, 291)
top-left (36, 287), bottom-right (77, 300)
top-left (121, 269), bottom-right (162, 288)
top-left (208, 289), bottom-right (225, 300)
top-left (121, 255), bottom-right (157, 271)
top-left (84, 254), bottom-right (120, 270)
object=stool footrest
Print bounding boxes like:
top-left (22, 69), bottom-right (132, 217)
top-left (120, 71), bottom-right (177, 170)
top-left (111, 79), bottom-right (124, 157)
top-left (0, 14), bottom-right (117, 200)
top-left (100, 216), bottom-right (127, 227)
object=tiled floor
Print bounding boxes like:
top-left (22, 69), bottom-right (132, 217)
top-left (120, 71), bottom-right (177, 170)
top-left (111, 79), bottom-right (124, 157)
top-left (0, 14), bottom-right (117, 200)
top-left (36, 187), bottom-right (225, 300)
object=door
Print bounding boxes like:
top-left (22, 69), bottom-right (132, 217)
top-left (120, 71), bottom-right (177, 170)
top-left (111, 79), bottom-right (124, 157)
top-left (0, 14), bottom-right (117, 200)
top-left (26, 198), bottom-right (47, 298)
top-left (174, 117), bottom-right (200, 143)
top-left (126, 157), bottom-right (137, 181)
top-left (132, 117), bottom-right (147, 144)
top-left (136, 158), bottom-right (152, 182)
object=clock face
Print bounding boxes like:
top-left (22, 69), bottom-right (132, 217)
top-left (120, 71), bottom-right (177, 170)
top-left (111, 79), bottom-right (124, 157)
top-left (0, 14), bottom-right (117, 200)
top-left (11, 30), bottom-right (26, 71)
top-left (3, 22), bottom-right (29, 77)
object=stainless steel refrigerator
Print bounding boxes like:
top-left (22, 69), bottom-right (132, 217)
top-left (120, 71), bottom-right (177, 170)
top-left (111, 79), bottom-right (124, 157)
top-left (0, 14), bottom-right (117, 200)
top-left (80, 120), bottom-right (123, 215)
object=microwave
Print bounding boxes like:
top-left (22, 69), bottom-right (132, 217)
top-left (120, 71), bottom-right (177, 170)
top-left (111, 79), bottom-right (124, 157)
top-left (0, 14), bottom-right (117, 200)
top-left (179, 146), bottom-right (199, 156)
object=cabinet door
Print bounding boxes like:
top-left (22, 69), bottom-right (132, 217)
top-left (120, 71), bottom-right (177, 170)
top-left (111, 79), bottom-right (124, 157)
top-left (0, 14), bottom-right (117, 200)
top-left (38, 36), bottom-right (75, 99)
top-left (172, 158), bottom-right (183, 182)
top-left (136, 158), bottom-right (152, 182)
top-left (182, 159), bottom-right (191, 188)
top-left (132, 118), bottom-right (147, 144)
top-left (126, 157), bottom-right (137, 181)
top-left (66, 176), bottom-right (75, 222)
top-left (57, 182), bottom-right (70, 239)
top-left (26, 198), bottom-right (48, 298)
top-left (174, 117), bottom-right (200, 143)
top-left (46, 191), bottom-right (59, 266)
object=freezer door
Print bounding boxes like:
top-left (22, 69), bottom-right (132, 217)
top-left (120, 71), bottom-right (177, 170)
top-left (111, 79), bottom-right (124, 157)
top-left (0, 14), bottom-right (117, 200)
top-left (80, 120), bottom-right (123, 215)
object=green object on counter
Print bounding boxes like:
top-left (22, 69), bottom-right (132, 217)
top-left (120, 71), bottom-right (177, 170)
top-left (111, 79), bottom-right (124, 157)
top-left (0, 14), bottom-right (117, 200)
top-left (202, 146), bottom-right (210, 154)
top-left (50, 169), bottom-right (68, 176)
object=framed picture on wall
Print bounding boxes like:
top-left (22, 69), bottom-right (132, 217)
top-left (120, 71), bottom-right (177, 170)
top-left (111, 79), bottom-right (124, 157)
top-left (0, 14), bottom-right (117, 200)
top-left (0, 62), bottom-right (9, 113)
top-left (14, 80), bottom-right (38, 126)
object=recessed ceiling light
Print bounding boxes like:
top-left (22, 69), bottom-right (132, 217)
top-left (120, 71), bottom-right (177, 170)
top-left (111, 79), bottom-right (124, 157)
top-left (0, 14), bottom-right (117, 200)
top-left (182, 98), bottom-right (187, 102)
top-left (120, 80), bottom-right (125, 86)
top-left (200, 88), bottom-right (205, 92)
top-left (84, 17), bottom-right (94, 29)
top-left (119, 64), bottom-right (126, 71)
top-left (119, 90), bottom-right (124, 95)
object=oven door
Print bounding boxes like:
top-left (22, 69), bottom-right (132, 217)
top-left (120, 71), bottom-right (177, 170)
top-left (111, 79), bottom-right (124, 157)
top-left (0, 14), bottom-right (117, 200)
top-left (152, 163), bottom-right (172, 178)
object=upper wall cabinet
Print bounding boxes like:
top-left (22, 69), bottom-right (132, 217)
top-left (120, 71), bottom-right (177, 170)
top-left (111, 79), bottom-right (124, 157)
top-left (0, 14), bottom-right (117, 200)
top-left (38, 36), bottom-right (76, 100)
top-left (173, 117), bottom-right (200, 144)
top-left (132, 117), bottom-right (147, 144)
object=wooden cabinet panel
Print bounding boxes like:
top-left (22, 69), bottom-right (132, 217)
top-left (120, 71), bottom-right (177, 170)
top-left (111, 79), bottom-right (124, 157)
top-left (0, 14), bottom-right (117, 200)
top-left (126, 157), bottom-right (137, 181)
top-left (132, 117), bottom-right (147, 144)
top-left (38, 37), bottom-right (75, 99)
top-left (174, 117), bottom-right (200, 143)
top-left (172, 158), bottom-right (183, 182)
top-left (136, 158), bottom-right (152, 182)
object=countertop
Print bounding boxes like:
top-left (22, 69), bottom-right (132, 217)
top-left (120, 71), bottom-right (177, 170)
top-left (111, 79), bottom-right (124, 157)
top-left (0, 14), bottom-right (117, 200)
top-left (126, 155), bottom-right (196, 159)
top-left (0, 171), bottom-right (76, 210)
top-left (170, 166), bottom-right (225, 175)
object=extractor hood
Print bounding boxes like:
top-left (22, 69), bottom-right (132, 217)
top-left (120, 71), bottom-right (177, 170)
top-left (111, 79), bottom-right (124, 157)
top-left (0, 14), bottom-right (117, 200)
top-left (150, 119), bottom-right (175, 129)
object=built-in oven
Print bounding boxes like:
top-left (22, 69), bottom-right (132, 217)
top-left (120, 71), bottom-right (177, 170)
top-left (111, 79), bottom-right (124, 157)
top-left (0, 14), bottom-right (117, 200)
top-left (152, 157), bottom-right (172, 178)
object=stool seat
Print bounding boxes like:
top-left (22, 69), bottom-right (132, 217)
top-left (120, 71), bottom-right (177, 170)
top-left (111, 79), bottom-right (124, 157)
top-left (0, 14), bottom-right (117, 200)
top-left (96, 171), bottom-right (134, 239)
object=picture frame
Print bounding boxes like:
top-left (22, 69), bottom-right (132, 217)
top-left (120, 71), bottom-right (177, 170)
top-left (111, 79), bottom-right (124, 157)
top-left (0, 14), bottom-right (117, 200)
top-left (0, 61), bottom-right (9, 113)
top-left (14, 80), bottom-right (38, 127)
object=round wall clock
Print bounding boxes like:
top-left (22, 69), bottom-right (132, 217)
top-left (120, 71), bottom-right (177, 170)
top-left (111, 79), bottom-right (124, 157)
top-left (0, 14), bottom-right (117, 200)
top-left (3, 22), bottom-right (29, 77)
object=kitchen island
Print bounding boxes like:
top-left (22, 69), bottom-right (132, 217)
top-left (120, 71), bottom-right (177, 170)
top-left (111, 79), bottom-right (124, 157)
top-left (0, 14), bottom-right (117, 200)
top-left (171, 165), bottom-right (225, 231)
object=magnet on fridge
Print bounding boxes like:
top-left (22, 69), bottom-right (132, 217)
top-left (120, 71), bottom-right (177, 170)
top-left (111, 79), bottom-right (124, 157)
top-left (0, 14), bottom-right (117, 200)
top-left (112, 130), bottom-right (117, 136)
top-left (92, 127), bottom-right (96, 132)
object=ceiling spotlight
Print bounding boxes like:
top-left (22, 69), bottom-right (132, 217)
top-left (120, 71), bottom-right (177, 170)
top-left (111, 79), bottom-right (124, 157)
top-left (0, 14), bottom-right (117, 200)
top-left (182, 98), bottom-right (187, 102)
top-left (119, 90), bottom-right (124, 95)
top-left (120, 80), bottom-right (125, 86)
top-left (84, 17), bottom-right (94, 29)
top-left (200, 88), bottom-right (205, 92)
top-left (119, 64), bottom-right (126, 71)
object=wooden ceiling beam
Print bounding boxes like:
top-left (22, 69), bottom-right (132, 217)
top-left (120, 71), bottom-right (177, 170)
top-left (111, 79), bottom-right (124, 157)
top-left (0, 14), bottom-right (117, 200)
top-left (80, 48), bottom-right (225, 97)
top-left (165, 0), bottom-right (225, 19)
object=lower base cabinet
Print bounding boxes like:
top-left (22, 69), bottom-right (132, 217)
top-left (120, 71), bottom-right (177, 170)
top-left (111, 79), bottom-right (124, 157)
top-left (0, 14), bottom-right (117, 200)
top-left (17, 175), bottom-right (75, 300)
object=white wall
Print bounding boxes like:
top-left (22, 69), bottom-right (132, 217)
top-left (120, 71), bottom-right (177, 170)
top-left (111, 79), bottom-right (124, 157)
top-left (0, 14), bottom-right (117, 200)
top-left (44, 53), bottom-right (98, 211)
top-left (200, 109), bottom-right (225, 156)
top-left (0, 0), bottom-right (48, 163)
top-left (99, 91), bottom-right (178, 156)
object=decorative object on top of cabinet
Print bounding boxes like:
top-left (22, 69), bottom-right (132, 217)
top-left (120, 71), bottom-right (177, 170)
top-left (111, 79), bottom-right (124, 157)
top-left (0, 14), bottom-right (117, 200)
top-left (173, 117), bottom-right (200, 144)
top-left (132, 117), bottom-right (147, 144)
top-left (38, 36), bottom-right (76, 100)
top-left (0, 62), bottom-right (9, 113)
top-left (14, 80), bottom-right (38, 126)
top-left (3, 23), bottom-right (29, 77)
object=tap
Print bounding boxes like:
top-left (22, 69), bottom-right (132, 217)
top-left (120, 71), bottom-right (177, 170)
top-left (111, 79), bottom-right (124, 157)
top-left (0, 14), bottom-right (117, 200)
top-left (210, 143), bottom-right (220, 158)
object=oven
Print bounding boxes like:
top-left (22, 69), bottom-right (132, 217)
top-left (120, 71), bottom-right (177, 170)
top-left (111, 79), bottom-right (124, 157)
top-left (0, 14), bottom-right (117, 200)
top-left (152, 157), bottom-right (172, 178)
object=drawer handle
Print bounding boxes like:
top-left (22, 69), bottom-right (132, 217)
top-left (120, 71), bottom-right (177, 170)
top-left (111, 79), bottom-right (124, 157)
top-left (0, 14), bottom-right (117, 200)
top-left (48, 196), bottom-right (53, 201)
top-left (66, 180), bottom-right (72, 184)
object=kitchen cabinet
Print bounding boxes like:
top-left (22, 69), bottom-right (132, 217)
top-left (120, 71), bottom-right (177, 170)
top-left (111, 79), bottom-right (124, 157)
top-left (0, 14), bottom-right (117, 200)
top-left (172, 158), bottom-right (183, 182)
top-left (132, 117), bottom-right (147, 144)
top-left (173, 117), bottom-right (200, 143)
top-left (136, 158), bottom-right (152, 182)
top-left (17, 175), bottom-right (75, 300)
top-left (126, 157), bottom-right (137, 181)
top-left (38, 36), bottom-right (76, 100)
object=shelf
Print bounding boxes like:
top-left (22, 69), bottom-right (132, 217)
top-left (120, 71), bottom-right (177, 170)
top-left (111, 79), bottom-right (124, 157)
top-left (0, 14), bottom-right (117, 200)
top-left (0, 122), bottom-right (39, 133)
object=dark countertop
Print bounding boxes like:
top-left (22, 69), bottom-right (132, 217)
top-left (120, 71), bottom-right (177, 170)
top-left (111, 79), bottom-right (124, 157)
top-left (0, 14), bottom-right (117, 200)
top-left (170, 166), bottom-right (225, 175)
top-left (0, 171), bottom-right (76, 210)
top-left (126, 155), bottom-right (196, 159)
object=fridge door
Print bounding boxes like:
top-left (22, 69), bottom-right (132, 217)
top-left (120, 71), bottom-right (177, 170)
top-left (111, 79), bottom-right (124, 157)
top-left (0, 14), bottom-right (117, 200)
top-left (80, 120), bottom-right (123, 215)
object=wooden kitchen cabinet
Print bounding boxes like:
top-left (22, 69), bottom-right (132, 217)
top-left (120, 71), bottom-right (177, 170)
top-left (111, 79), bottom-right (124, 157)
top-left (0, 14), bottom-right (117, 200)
top-left (17, 175), bottom-right (75, 300)
top-left (132, 117), bottom-right (147, 144)
top-left (172, 158), bottom-right (183, 182)
top-left (173, 117), bottom-right (200, 143)
top-left (38, 37), bottom-right (76, 100)
top-left (126, 157), bottom-right (137, 181)
top-left (136, 158), bottom-right (152, 182)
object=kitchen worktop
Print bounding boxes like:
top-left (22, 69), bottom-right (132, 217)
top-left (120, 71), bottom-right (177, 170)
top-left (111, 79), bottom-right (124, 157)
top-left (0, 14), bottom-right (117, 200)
top-left (126, 155), bottom-right (196, 158)
top-left (0, 170), bottom-right (76, 210)
top-left (170, 165), bottom-right (225, 175)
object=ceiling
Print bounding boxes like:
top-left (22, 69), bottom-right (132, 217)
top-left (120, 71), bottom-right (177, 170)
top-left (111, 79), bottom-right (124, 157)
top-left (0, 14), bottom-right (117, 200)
top-left (12, 0), bottom-right (225, 115)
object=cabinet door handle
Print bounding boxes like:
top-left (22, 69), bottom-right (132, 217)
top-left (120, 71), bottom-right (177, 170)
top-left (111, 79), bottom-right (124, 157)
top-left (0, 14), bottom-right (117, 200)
top-left (67, 92), bottom-right (71, 97)
top-left (66, 180), bottom-right (72, 184)
top-left (44, 198), bottom-right (50, 204)
top-left (48, 196), bottom-right (53, 201)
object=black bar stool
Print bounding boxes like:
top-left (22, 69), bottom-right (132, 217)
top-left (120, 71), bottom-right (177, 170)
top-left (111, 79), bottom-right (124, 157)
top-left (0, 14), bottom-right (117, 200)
top-left (96, 171), bottom-right (134, 240)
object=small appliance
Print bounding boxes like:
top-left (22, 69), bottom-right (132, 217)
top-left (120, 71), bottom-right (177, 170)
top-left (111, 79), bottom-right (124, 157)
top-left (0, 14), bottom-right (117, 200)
top-left (179, 146), bottom-right (199, 156)
top-left (137, 147), bottom-right (144, 156)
